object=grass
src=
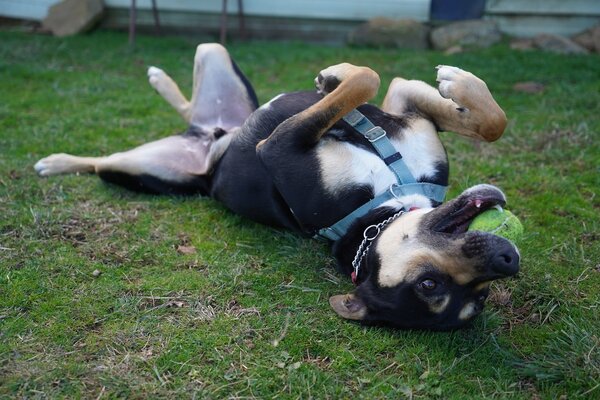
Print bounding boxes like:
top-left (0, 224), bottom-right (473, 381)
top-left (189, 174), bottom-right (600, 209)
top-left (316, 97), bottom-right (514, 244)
top-left (0, 30), bottom-right (598, 398)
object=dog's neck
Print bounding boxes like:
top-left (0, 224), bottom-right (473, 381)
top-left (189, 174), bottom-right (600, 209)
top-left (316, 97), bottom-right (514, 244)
top-left (331, 206), bottom-right (404, 283)
top-left (331, 191), bottom-right (439, 284)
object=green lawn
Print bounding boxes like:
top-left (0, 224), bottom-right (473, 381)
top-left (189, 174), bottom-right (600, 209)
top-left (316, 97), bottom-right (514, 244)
top-left (0, 30), bottom-right (598, 399)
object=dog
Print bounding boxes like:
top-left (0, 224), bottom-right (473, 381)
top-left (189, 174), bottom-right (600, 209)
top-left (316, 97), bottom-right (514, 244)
top-left (35, 43), bottom-right (519, 330)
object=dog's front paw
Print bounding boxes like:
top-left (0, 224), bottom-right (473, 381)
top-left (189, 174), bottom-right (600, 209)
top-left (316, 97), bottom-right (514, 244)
top-left (436, 65), bottom-right (489, 111)
top-left (314, 63), bottom-right (356, 95)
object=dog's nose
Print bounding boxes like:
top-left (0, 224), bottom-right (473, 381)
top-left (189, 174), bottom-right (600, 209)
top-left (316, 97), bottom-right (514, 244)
top-left (490, 243), bottom-right (520, 277)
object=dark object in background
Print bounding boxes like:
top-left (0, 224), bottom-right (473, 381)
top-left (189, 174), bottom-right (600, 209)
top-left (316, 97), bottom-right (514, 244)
top-left (430, 0), bottom-right (486, 21)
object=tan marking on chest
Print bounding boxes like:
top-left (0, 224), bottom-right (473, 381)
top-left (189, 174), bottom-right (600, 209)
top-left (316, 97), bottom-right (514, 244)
top-left (376, 209), bottom-right (431, 287)
top-left (316, 139), bottom-right (396, 196)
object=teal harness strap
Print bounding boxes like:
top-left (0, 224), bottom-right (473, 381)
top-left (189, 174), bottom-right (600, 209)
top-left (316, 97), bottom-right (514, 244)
top-left (317, 189), bottom-right (398, 241)
top-left (343, 109), bottom-right (416, 185)
top-left (389, 182), bottom-right (447, 204)
top-left (316, 109), bottom-right (448, 242)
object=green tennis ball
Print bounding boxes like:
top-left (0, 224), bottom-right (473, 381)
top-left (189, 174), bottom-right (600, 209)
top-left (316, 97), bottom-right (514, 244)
top-left (468, 208), bottom-right (523, 243)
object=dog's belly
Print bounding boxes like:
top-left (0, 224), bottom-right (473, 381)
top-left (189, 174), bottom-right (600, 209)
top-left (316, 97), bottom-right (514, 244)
top-left (210, 92), bottom-right (448, 232)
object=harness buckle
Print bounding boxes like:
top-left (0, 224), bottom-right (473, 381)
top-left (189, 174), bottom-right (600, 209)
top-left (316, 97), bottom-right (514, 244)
top-left (364, 126), bottom-right (387, 142)
top-left (389, 183), bottom-right (403, 199)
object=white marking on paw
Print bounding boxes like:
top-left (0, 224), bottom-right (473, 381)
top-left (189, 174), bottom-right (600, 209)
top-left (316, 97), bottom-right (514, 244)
top-left (147, 66), bottom-right (164, 77)
top-left (436, 65), bottom-right (468, 103)
top-left (437, 80), bottom-right (454, 99)
top-left (34, 160), bottom-right (49, 176)
top-left (148, 66), bottom-right (168, 90)
top-left (33, 154), bottom-right (94, 176)
top-left (436, 65), bottom-right (462, 81)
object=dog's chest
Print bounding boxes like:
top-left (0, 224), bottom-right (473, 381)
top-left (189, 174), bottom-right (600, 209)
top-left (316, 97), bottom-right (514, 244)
top-left (316, 118), bottom-right (446, 197)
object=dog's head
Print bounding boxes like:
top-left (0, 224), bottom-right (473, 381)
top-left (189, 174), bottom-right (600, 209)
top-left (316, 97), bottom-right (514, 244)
top-left (330, 184), bottom-right (520, 330)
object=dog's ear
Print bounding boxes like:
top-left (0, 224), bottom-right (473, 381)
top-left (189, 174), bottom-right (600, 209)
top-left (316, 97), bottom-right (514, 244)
top-left (329, 293), bottom-right (367, 320)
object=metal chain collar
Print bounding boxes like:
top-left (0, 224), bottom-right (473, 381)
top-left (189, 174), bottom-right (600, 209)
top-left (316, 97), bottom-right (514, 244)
top-left (350, 210), bottom-right (405, 284)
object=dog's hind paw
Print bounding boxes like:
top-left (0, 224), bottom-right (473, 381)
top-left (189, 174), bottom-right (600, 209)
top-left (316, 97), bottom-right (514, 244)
top-left (34, 154), bottom-right (95, 176)
top-left (148, 66), bottom-right (168, 92)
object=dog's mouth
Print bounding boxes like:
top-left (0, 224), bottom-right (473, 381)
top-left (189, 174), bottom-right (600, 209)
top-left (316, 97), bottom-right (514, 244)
top-left (429, 186), bottom-right (507, 235)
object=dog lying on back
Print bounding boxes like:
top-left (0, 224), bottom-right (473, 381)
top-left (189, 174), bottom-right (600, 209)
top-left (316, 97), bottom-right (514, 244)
top-left (35, 43), bottom-right (518, 330)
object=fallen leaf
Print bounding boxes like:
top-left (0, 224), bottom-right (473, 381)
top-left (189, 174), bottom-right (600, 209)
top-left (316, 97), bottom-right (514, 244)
top-left (165, 300), bottom-right (187, 308)
top-left (513, 81), bottom-right (545, 94)
top-left (177, 245), bottom-right (196, 254)
top-left (289, 361), bottom-right (302, 370)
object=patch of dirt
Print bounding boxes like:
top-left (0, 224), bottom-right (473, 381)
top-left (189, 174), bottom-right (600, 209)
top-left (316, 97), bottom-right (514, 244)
top-left (580, 232), bottom-right (599, 245)
top-left (172, 259), bottom-right (211, 271)
top-left (176, 245), bottom-right (197, 255)
top-left (30, 202), bottom-right (147, 247)
top-left (488, 283), bottom-right (562, 331)
top-left (532, 128), bottom-right (590, 152)
top-left (226, 299), bottom-right (260, 318)
top-left (8, 170), bottom-right (21, 180)
top-left (303, 353), bottom-right (332, 370)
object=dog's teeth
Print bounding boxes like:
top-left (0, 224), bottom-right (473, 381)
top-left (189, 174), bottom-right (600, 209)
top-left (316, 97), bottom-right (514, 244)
top-left (493, 204), bottom-right (504, 212)
top-left (475, 200), bottom-right (482, 208)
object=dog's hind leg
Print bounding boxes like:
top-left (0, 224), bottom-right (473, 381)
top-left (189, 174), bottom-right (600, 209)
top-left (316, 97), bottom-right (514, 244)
top-left (36, 43), bottom-right (257, 195)
top-left (381, 66), bottom-right (507, 142)
top-left (35, 132), bottom-right (223, 195)
top-left (148, 66), bottom-right (192, 123)
top-left (187, 43), bottom-right (259, 130)
top-left (34, 153), bottom-right (103, 176)
top-left (147, 43), bottom-right (258, 129)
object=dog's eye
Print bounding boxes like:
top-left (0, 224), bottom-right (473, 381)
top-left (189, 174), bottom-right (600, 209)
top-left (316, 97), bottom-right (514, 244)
top-left (420, 279), bottom-right (437, 290)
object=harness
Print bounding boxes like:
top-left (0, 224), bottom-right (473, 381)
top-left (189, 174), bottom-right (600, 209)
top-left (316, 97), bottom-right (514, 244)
top-left (317, 109), bottom-right (448, 242)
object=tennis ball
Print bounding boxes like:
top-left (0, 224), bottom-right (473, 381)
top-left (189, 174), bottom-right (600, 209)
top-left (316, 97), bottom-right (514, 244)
top-left (468, 208), bottom-right (523, 243)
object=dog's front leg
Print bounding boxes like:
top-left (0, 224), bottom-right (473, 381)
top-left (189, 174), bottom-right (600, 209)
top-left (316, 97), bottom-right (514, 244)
top-left (381, 66), bottom-right (507, 142)
top-left (254, 63), bottom-right (380, 229)
top-left (257, 63), bottom-right (380, 149)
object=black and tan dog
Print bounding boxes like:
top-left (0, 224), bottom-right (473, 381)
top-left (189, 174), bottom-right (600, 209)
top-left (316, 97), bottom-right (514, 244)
top-left (35, 43), bottom-right (519, 330)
